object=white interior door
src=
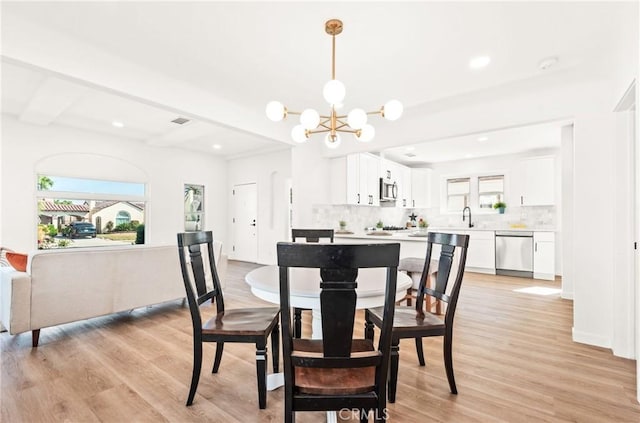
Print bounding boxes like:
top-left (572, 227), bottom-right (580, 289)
top-left (233, 183), bottom-right (258, 263)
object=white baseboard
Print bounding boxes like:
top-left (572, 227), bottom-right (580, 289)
top-left (572, 327), bottom-right (612, 349)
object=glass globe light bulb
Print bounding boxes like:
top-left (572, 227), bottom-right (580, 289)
top-left (347, 108), bottom-right (367, 130)
top-left (323, 80), bottom-right (346, 105)
top-left (355, 124), bottom-right (375, 142)
top-left (291, 125), bottom-right (308, 143)
top-left (383, 100), bottom-right (403, 121)
top-left (324, 133), bottom-right (342, 149)
top-left (266, 101), bottom-right (286, 121)
top-left (300, 109), bottom-right (320, 130)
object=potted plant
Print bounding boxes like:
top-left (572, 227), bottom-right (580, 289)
top-left (376, 220), bottom-right (384, 230)
top-left (418, 218), bottom-right (429, 232)
top-left (339, 220), bottom-right (347, 231)
top-left (493, 201), bottom-right (507, 214)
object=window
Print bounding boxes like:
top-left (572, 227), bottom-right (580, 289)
top-left (447, 178), bottom-right (470, 211)
top-left (116, 211), bottom-right (131, 226)
top-left (478, 175), bottom-right (504, 209)
top-left (36, 175), bottom-right (146, 249)
top-left (184, 184), bottom-right (204, 231)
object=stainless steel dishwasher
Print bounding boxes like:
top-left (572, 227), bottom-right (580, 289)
top-left (495, 231), bottom-right (533, 278)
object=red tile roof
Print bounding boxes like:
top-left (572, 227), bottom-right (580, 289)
top-left (39, 202), bottom-right (89, 212)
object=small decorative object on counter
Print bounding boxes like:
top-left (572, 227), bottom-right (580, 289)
top-left (493, 201), bottom-right (507, 214)
top-left (339, 220), bottom-right (347, 230)
top-left (418, 218), bottom-right (428, 231)
top-left (376, 220), bottom-right (384, 229)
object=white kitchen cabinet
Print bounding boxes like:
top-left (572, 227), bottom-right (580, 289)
top-left (398, 166), bottom-right (412, 208)
top-left (330, 153), bottom-right (380, 206)
top-left (518, 156), bottom-right (555, 206)
top-left (465, 230), bottom-right (495, 271)
top-left (533, 231), bottom-right (555, 280)
top-left (411, 168), bottom-right (432, 208)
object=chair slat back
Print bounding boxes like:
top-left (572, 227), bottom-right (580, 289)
top-left (291, 229), bottom-right (334, 243)
top-left (177, 231), bottom-right (224, 317)
top-left (417, 232), bottom-right (469, 321)
top-left (277, 242), bottom-right (399, 367)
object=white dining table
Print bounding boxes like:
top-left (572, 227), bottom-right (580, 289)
top-left (245, 265), bottom-right (411, 423)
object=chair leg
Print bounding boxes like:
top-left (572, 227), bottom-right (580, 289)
top-left (212, 342), bottom-right (224, 373)
top-left (256, 341), bottom-right (268, 409)
top-left (271, 323), bottom-right (280, 373)
top-left (32, 329), bottom-right (41, 348)
top-left (444, 330), bottom-right (457, 394)
top-left (388, 341), bottom-right (400, 403)
top-left (364, 311), bottom-right (374, 341)
top-left (405, 288), bottom-right (412, 306)
top-left (415, 337), bottom-right (425, 366)
top-left (186, 337), bottom-right (203, 406)
top-left (293, 308), bottom-right (302, 338)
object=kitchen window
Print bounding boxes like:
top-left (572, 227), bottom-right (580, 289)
top-left (447, 178), bottom-right (470, 211)
top-left (478, 175), bottom-right (504, 209)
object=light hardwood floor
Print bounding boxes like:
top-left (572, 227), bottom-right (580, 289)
top-left (2, 261), bottom-right (639, 422)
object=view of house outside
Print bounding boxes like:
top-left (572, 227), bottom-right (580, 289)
top-left (37, 175), bottom-right (146, 249)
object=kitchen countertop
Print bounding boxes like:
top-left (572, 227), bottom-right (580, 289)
top-left (335, 227), bottom-right (556, 242)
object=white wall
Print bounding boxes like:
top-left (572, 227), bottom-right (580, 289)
top-left (1, 115), bottom-right (227, 252)
top-left (560, 124), bottom-right (574, 300)
top-left (291, 141), bottom-right (332, 228)
top-left (572, 113), bottom-right (617, 350)
top-left (227, 148), bottom-right (291, 265)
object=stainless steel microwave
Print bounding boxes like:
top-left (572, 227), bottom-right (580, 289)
top-left (379, 178), bottom-right (397, 202)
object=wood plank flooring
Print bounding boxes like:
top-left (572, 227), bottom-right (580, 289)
top-left (2, 261), bottom-right (639, 422)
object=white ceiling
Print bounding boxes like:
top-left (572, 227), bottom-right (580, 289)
top-left (0, 1), bottom-right (632, 161)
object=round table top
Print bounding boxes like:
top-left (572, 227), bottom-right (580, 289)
top-left (245, 265), bottom-right (412, 310)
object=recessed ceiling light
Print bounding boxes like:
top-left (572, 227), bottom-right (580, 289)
top-left (111, 121), bottom-right (124, 128)
top-left (469, 56), bottom-right (491, 69)
top-left (538, 56), bottom-right (559, 71)
top-left (212, 144), bottom-right (222, 150)
top-left (477, 136), bottom-right (488, 142)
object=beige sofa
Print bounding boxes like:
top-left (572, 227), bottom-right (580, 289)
top-left (0, 242), bottom-right (226, 347)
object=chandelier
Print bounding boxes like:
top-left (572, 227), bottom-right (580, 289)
top-left (265, 19), bottom-right (403, 149)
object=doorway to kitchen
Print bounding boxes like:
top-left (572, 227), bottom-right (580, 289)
top-left (232, 183), bottom-right (258, 263)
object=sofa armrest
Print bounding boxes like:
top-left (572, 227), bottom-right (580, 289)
top-left (0, 267), bottom-right (32, 334)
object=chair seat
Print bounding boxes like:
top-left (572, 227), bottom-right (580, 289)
top-left (292, 339), bottom-right (377, 395)
top-left (367, 306), bottom-right (445, 334)
top-left (202, 307), bottom-right (279, 335)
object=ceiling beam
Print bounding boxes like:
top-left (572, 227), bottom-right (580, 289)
top-left (19, 77), bottom-right (90, 125)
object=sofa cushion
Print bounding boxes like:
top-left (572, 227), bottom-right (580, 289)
top-left (6, 252), bottom-right (27, 272)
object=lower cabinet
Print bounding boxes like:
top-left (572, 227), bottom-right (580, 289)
top-left (533, 232), bottom-right (555, 280)
top-left (465, 231), bottom-right (495, 273)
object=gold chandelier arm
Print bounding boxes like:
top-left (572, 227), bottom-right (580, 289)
top-left (366, 109), bottom-right (383, 115)
top-left (287, 110), bottom-right (302, 115)
top-left (307, 128), bottom-right (331, 135)
top-left (335, 128), bottom-right (359, 134)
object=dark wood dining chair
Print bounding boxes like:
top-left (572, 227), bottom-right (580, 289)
top-left (277, 242), bottom-right (400, 423)
top-left (290, 228), bottom-right (334, 339)
top-left (365, 232), bottom-right (469, 402)
top-left (177, 231), bottom-right (280, 409)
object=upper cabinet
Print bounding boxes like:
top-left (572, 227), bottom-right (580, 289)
top-left (331, 153), bottom-right (380, 206)
top-left (411, 168), bottom-right (432, 208)
top-left (518, 156), bottom-right (555, 206)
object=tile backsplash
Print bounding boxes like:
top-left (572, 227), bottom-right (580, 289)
top-left (312, 204), bottom-right (556, 231)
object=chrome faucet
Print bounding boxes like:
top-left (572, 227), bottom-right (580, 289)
top-left (462, 206), bottom-right (474, 228)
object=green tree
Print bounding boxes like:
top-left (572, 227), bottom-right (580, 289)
top-left (37, 176), bottom-right (54, 190)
